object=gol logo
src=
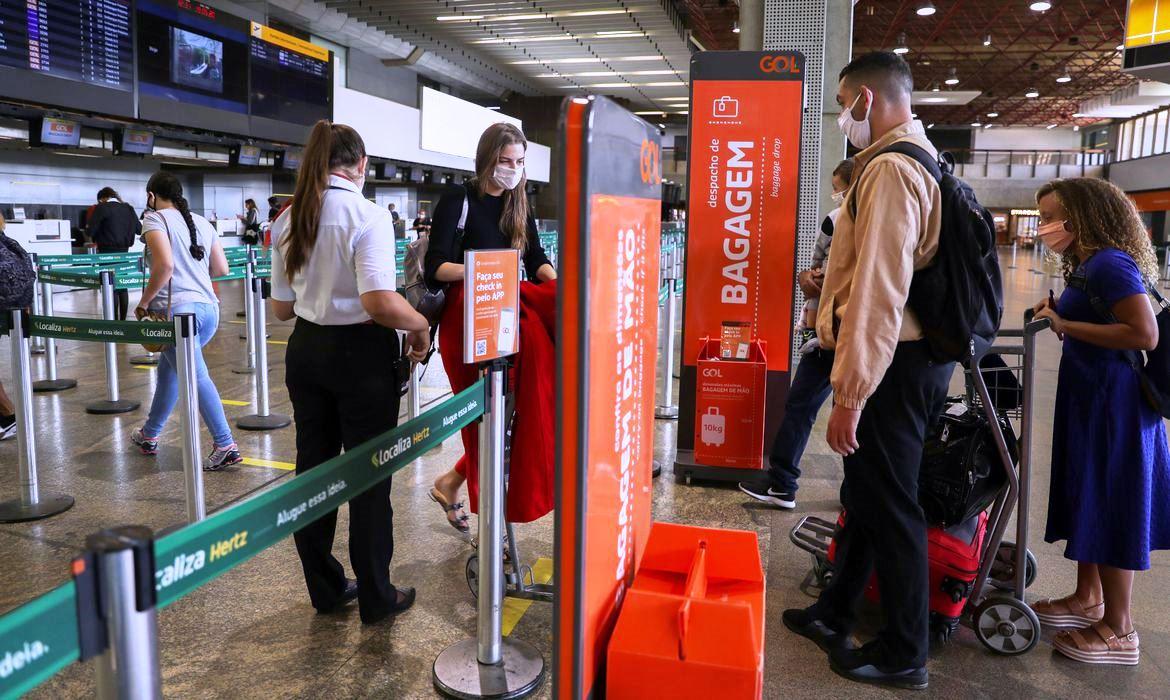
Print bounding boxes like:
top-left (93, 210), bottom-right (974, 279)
top-left (639, 138), bottom-right (662, 185)
top-left (759, 55), bottom-right (801, 74)
top-left (702, 368), bottom-right (722, 378)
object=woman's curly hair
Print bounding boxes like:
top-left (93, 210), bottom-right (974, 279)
top-left (1036, 178), bottom-right (1159, 284)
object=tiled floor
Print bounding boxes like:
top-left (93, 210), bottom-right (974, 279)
top-left (1, 248), bottom-right (1168, 699)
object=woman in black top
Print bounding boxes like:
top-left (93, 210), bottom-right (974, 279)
top-left (425, 122), bottom-right (555, 531)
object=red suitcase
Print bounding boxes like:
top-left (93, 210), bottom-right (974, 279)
top-left (826, 510), bottom-right (987, 641)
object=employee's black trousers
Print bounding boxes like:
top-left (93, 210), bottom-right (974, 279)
top-left (811, 340), bottom-right (952, 668)
top-left (286, 318), bottom-right (402, 623)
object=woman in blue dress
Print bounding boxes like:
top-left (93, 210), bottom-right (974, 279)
top-left (1030, 177), bottom-right (1170, 666)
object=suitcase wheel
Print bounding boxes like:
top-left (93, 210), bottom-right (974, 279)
top-left (929, 614), bottom-right (960, 644)
top-left (466, 554), bottom-right (479, 599)
top-left (973, 595), bottom-right (1041, 655)
top-left (987, 541), bottom-right (1038, 591)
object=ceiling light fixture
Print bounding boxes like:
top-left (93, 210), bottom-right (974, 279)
top-left (894, 33), bottom-right (909, 54)
top-left (634, 111), bottom-right (665, 116)
top-left (509, 58), bottom-right (601, 65)
top-left (1116, 43), bottom-right (1125, 51)
top-left (927, 123), bottom-right (936, 129)
top-left (945, 68), bottom-right (960, 85)
top-left (1072, 112), bottom-right (1086, 117)
top-left (983, 34), bottom-right (992, 46)
top-left (733, 21), bottom-right (740, 34)
top-left (1056, 68), bottom-right (1072, 83)
top-left (916, 1), bottom-right (937, 17)
top-left (931, 83), bottom-right (941, 92)
top-left (921, 96), bottom-right (949, 103)
top-left (1073, 125), bottom-right (1080, 131)
top-left (984, 124), bottom-right (994, 129)
top-left (596, 30), bottom-right (644, 37)
top-left (1029, 1), bottom-right (1052, 11)
top-left (564, 9), bottom-right (628, 17)
top-left (971, 121), bottom-right (982, 127)
top-left (1025, 87), bottom-right (1040, 98)
top-left (474, 35), bottom-right (574, 44)
top-left (987, 111), bottom-right (999, 117)
top-left (436, 14), bottom-right (484, 21)
top-left (1047, 123), bottom-right (1058, 129)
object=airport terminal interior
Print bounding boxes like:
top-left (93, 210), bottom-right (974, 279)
top-left (3, 0), bottom-right (1170, 698)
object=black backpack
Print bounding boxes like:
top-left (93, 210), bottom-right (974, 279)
top-left (876, 143), bottom-right (1004, 361)
top-left (1067, 268), bottom-right (1170, 418)
top-left (0, 230), bottom-right (35, 310)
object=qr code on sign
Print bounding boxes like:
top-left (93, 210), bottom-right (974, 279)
top-left (475, 339), bottom-right (487, 357)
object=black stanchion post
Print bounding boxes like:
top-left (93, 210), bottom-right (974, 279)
top-left (0, 309), bottom-right (75, 522)
top-left (82, 525), bottom-right (162, 700)
top-left (86, 270), bottom-right (140, 415)
top-left (174, 313), bottom-right (206, 522)
top-left (32, 275), bottom-right (78, 392)
top-left (433, 361), bottom-right (545, 699)
top-left (236, 244), bottom-right (252, 319)
top-left (237, 277), bottom-right (290, 431)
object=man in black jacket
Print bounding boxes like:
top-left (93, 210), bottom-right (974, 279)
top-left (86, 187), bottom-right (140, 320)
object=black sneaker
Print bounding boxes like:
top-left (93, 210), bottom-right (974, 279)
top-left (0, 414), bottom-right (15, 441)
top-left (783, 607), bottom-right (847, 653)
top-left (829, 641), bottom-right (928, 691)
top-left (738, 481), bottom-right (796, 509)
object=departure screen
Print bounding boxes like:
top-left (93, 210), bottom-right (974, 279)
top-left (249, 22), bottom-right (331, 126)
top-left (0, 0), bottom-right (133, 91)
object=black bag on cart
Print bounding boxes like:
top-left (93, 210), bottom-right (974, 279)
top-left (918, 401), bottom-right (1016, 528)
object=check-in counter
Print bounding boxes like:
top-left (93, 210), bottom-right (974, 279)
top-left (4, 219), bottom-right (71, 258)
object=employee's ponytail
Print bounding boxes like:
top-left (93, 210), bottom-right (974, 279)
top-left (146, 171), bottom-right (204, 261)
top-left (285, 120), bottom-right (366, 280)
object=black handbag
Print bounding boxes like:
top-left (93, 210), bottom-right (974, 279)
top-left (918, 402), bottom-right (1015, 528)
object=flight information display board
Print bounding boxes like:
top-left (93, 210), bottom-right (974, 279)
top-left (249, 21), bottom-right (331, 128)
top-left (0, 0), bottom-right (133, 90)
top-left (137, 0), bottom-right (250, 132)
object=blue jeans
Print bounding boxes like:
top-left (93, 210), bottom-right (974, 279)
top-left (767, 348), bottom-right (834, 493)
top-left (143, 302), bottom-right (234, 448)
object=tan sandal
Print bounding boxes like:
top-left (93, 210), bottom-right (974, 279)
top-left (1054, 622), bottom-right (1139, 666)
top-left (1032, 596), bottom-right (1104, 629)
top-left (429, 487), bottom-right (470, 533)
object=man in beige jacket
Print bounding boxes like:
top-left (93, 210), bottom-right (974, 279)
top-left (782, 52), bottom-right (953, 691)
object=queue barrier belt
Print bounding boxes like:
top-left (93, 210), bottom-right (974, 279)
top-left (20, 315), bottom-right (177, 346)
top-left (0, 378), bottom-right (485, 700)
top-left (0, 583), bottom-right (81, 700)
top-left (36, 252), bottom-right (142, 266)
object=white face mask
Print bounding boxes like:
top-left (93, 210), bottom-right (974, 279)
top-left (831, 191), bottom-right (846, 205)
top-left (837, 90), bottom-right (873, 149)
top-left (492, 164), bottom-right (524, 191)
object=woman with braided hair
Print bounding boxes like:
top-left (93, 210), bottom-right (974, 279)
top-left (131, 171), bottom-right (242, 470)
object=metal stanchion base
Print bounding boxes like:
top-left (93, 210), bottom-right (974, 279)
top-left (433, 638), bottom-right (545, 700)
top-left (0, 494), bottom-right (74, 523)
top-left (231, 365), bottom-right (255, 375)
top-left (30, 346), bottom-right (45, 356)
top-left (33, 378), bottom-right (78, 393)
top-left (85, 399), bottom-right (140, 415)
top-left (236, 413), bottom-right (291, 431)
top-left (129, 354), bottom-right (158, 366)
top-left (240, 332), bottom-right (270, 340)
top-left (654, 405), bottom-right (679, 420)
top-left (236, 311), bottom-right (247, 318)
top-left (652, 461), bottom-right (663, 478)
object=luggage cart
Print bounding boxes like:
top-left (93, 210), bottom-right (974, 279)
top-left (465, 389), bottom-right (554, 604)
top-left (789, 314), bottom-right (1051, 655)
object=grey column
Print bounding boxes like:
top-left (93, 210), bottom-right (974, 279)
top-left (739, 0), bottom-right (765, 51)
top-left (764, 0), bottom-right (853, 365)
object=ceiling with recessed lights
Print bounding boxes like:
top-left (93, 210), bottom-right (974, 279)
top-left (314, 0), bottom-right (693, 114)
top-left (851, 0), bottom-right (1137, 127)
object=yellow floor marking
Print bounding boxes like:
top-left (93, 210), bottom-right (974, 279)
top-left (221, 399), bottom-right (250, 407)
top-left (267, 339), bottom-right (288, 345)
top-left (501, 557), bottom-right (553, 637)
top-left (228, 320), bottom-right (246, 325)
top-left (132, 365), bottom-right (155, 371)
top-left (240, 457), bottom-right (295, 471)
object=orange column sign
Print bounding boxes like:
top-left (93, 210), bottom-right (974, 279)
top-left (556, 96), bottom-right (661, 700)
top-left (675, 51), bottom-right (805, 484)
top-left (462, 249), bottom-right (521, 364)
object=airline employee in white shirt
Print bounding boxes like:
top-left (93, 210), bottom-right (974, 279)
top-left (270, 120), bottom-right (430, 625)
